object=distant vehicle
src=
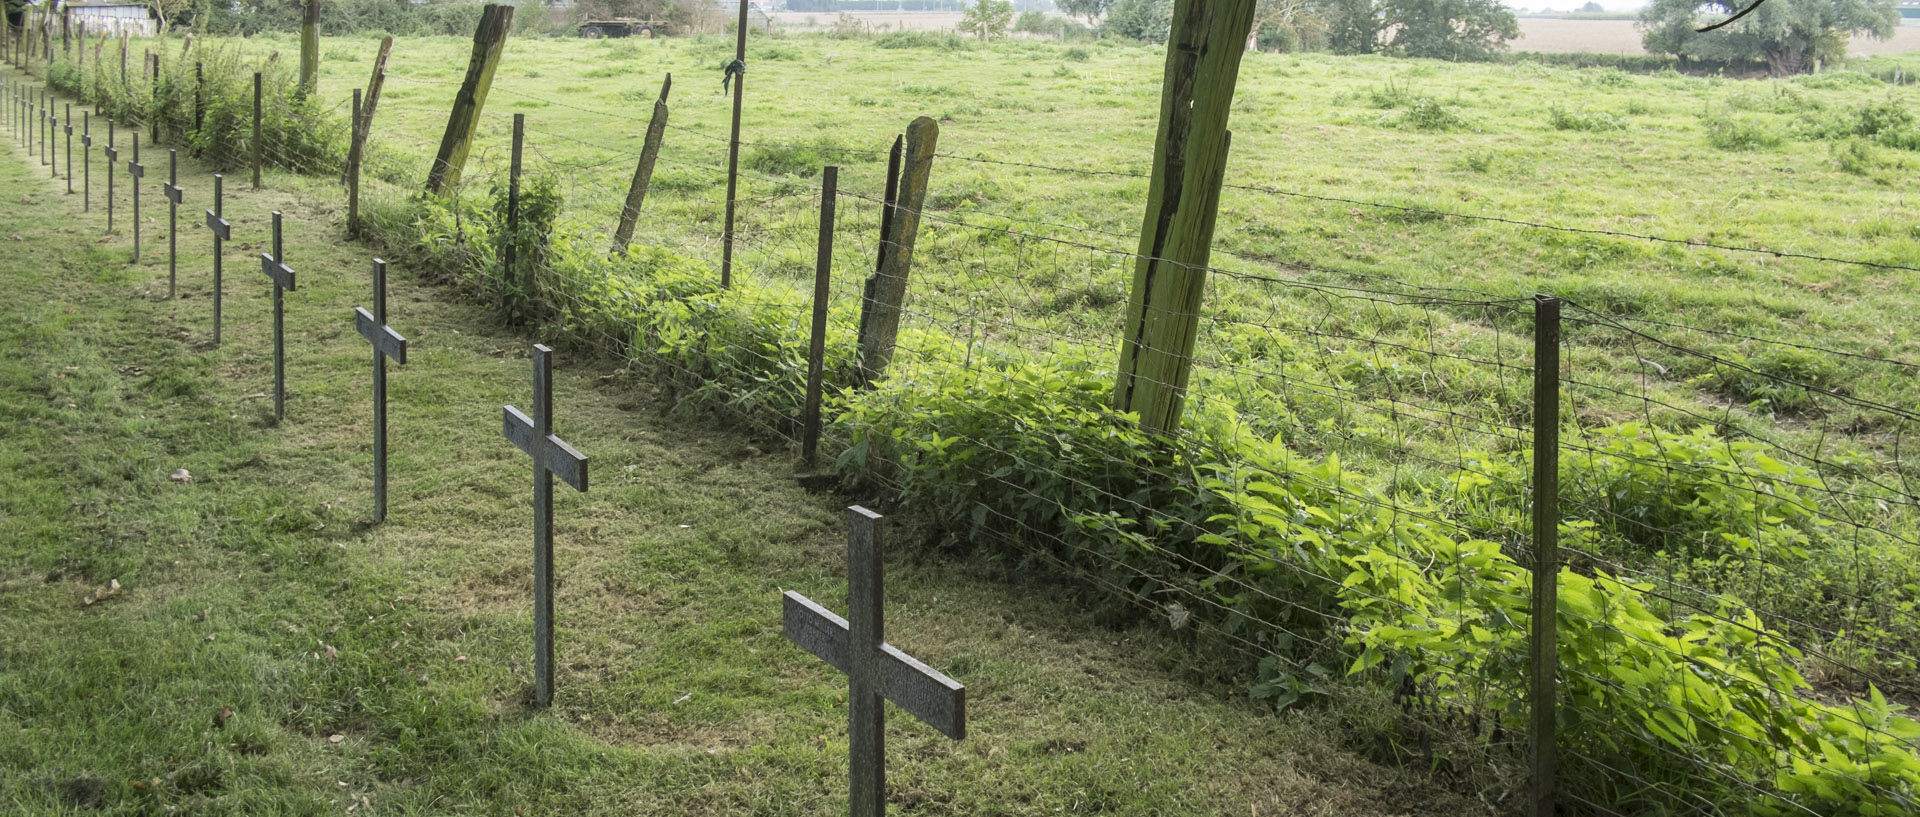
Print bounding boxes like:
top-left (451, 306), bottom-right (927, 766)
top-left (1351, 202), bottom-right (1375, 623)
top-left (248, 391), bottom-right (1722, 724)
top-left (578, 18), bottom-right (663, 38)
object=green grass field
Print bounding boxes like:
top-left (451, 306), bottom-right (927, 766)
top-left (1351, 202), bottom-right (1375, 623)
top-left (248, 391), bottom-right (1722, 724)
top-left (0, 103), bottom-right (1488, 813)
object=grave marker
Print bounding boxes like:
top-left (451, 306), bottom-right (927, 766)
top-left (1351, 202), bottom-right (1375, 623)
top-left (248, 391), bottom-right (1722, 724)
top-left (259, 211), bottom-right (297, 423)
top-left (164, 150), bottom-right (182, 298)
top-left (783, 506), bottom-right (966, 817)
top-left (127, 132), bottom-right (143, 263)
top-left (63, 103), bottom-right (71, 194)
top-left (103, 118), bottom-right (115, 234)
top-left (354, 259), bottom-right (406, 523)
top-left (502, 344), bottom-right (589, 709)
top-left (206, 174), bottom-right (229, 345)
top-left (80, 112), bottom-right (89, 211)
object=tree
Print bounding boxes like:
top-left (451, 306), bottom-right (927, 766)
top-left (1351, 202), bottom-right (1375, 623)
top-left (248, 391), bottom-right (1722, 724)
top-left (1578, 1), bottom-right (1604, 12)
top-left (1640, 0), bottom-right (1897, 76)
top-left (1057, 0), bottom-right (1113, 24)
top-left (1321, 0), bottom-right (1384, 53)
top-left (960, 0), bottom-right (1015, 39)
top-left (1382, 0), bottom-right (1519, 60)
top-left (1104, 0), bottom-right (1172, 41)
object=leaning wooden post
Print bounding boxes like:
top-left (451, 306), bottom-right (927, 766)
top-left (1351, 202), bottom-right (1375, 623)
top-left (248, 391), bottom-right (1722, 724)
top-left (1110, 0), bottom-right (1257, 436)
top-left (347, 88), bottom-right (362, 236)
top-left (611, 73), bottom-right (670, 254)
top-left (719, 0), bottom-right (750, 289)
top-left (1528, 294), bottom-right (1562, 817)
top-left (425, 4), bottom-right (513, 196)
top-left (802, 165), bottom-right (837, 466)
top-left (341, 36), bottom-right (392, 186)
top-left (194, 61), bottom-right (204, 143)
top-left (251, 71), bottom-right (262, 188)
top-left (855, 117), bottom-right (938, 387)
top-left (298, 0), bottom-right (320, 96)
top-left (148, 50), bottom-right (159, 144)
top-left (504, 113), bottom-right (523, 309)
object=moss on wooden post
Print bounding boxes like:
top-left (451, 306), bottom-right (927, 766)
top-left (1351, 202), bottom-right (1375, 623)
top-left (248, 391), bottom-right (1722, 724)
top-left (425, 4), bottom-right (514, 197)
top-left (297, 0), bottom-right (320, 97)
top-left (1112, 0), bottom-right (1257, 436)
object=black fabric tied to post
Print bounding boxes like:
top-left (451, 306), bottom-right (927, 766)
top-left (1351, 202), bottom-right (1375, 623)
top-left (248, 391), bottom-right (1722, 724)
top-left (722, 59), bottom-right (745, 92)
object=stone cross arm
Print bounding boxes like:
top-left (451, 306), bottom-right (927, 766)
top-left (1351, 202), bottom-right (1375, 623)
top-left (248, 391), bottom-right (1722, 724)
top-left (503, 406), bottom-right (589, 492)
top-left (783, 591), bottom-right (966, 740)
top-left (355, 307), bottom-right (406, 363)
top-left (205, 209), bottom-right (230, 240)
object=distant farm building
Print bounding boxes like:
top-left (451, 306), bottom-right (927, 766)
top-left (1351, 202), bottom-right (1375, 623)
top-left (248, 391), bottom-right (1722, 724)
top-left (54, 1), bottom-right (157, 37)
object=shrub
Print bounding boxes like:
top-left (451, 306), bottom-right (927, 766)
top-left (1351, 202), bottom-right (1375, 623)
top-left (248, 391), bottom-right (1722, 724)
top-left (1399, 98), bottom-right (1471, 132)
top-left (1547, 106), bottom-right (1627, 131)
top-left (1704, 114), bottom-right (1784, 150)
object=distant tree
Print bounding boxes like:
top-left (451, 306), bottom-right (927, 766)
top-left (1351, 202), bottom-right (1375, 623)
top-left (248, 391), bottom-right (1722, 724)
top-left (1578, 1), bottom-right (1605, 12)
top-left (1640, 0), bottom-right (1897, 75)
top-left (1383, 0), bottom-right (1519, 59)
top-left (1103, 0), bottom-right (1171, 41)
top-left (1057, 0), bottom-right (1113, 24)
top-left (961, 0), bottom-right (1016, 38)
top-left (1321, 0), bottom-right (1384, 52)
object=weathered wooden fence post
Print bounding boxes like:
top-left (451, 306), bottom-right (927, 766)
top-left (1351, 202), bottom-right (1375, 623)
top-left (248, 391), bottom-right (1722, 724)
top-left (194, 61), bottom-right (204, 144)
top-left (298, 0), bottom-right (320, 97)
top-left (802, 165), bottom-right (837, 466)
top-left (1529, 294), bottom-right (1562, 817)
top-left (504, 112), bottom-right (523, 311)
top-left (719, 0), bottom-right (750, 289)
top-left (341, 36), bottom-right (391, 187)
top-left (1111, 0), bottom-right (1256, 437)
top-left (147, 49), bottom-right (158, 144)
top-left (425, 3), bottom-right (513, 196)
top-left (611, 73), bottom-right (670, 254)
top-left (855, 117), bottom-right (938, 387)
top-left (251, 72), bottom-right (262, 188)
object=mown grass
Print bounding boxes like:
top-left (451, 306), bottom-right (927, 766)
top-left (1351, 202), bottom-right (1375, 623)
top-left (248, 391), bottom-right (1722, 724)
top-left (0, 74), bottom-right (1478, 815)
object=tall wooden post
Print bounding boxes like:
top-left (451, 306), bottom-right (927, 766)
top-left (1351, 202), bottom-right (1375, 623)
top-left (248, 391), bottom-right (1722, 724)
top-left (612, 73), bottom-right (670, 253)
top-left (720, 0), bottom-right (748, 289)
top-left (425, 4), bottom-right (513, 196)
top-left (802, 166), bottom-right (837, 466)
top-left (505, 113), bottom-right (523, 304)
top-left (342, 37), bottom-right (392, 186)
top-left (298, 0), bottom-right (320, 97)
top-left (1528, 295), bottom-right (1562, 817)
top-left (855, 117), bottom-right (937, 386)
top-left (1111, 0), bottom-right (1257, 435)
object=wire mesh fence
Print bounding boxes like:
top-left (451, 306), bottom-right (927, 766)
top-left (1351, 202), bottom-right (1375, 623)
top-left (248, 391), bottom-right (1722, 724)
top-left (8, 30), bottom-right (1920, 816)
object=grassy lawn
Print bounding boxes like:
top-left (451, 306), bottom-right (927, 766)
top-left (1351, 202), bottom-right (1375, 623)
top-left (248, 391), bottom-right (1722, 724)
top-left (0, 78), bottom-right (1481, 815)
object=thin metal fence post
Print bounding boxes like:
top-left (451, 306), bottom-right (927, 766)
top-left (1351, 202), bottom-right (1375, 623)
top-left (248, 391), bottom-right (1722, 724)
top-left (506, 113), bottom-right (523, 308)
top-left (252, 72), bottom-right (262, 189)
top-left (802, 166), bottom-right (837, 466)
top-left (720, 0), bottom-right (748, 290)
top-left (1528, 294), bottom-right (1562, 817)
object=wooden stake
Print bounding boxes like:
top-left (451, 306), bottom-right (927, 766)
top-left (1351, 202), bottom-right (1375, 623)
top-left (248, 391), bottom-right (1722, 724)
top-left (426, 4), bottom-right (514, 196)
top-left (298, 0), bottom-right (320, 96)
top-left (856, 118), bottom-right (938, 387)
top-left (1111, 0), bottom-right (1257, 435)
top-left (612, 73), bottom-right (670, 254)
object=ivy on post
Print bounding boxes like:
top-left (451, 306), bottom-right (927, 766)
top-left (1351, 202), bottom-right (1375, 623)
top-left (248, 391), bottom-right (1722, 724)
top-left (855, 118), bottom-right (938, 387)
top-left (425, 4), bottom-right (513, 197)
top-left (611, 73), bottom-right (670, 254)
top-left (298, 0), bottom-right (320, 97)
top-left (1111, 0), bottom-right (1257, 436)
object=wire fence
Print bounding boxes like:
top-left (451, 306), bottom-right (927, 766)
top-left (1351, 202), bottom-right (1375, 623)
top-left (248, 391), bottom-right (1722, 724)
top-left (7, 29), bottom-right (1920, 816)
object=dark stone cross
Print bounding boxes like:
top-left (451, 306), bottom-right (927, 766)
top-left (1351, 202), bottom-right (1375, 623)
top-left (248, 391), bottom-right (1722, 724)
top-left (127, 132), bottom-right (143, 263)
top-left (258, 211), bottom-right (296, 423)
top-left (164, 150), bottom-right (183, 299)
top-left (784, 506), bottom-right (967, 817)
top-left (103, 118), bottom-right (116, 234)
top-left (63, 103), bottom-right (71, 194)
top-left (354, 259), bottom-right (407, 523)
top-left (502, 344), bottom-right (589, 709)
top-left (205, 174), bottom-right (229, 345)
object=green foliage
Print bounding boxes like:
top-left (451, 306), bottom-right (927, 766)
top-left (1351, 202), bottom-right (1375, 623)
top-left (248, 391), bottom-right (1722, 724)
top-left (960, 0), bottom-right (1016, 40)
top-left (1639, 0), bottom-right (1900, 76)
top-left (1103, 0), bottom-right (1173, 43)
top-left (873, 31), bottom-right (976, 50)
top-left (1705, 113), bottom-right (1786, 150)
top-left (491, 174), bottom-right (563, 326)
top-left (1382, 0), bottom-right (1519, 61)
top-left (1395, 97), bottom-right (1472, 131)
top-left (1547, 106), bottom-right (1627, 131)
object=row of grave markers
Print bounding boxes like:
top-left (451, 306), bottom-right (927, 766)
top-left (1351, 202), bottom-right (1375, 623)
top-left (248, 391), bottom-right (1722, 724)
top-left (2, 67), bottom-right (964, 816)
